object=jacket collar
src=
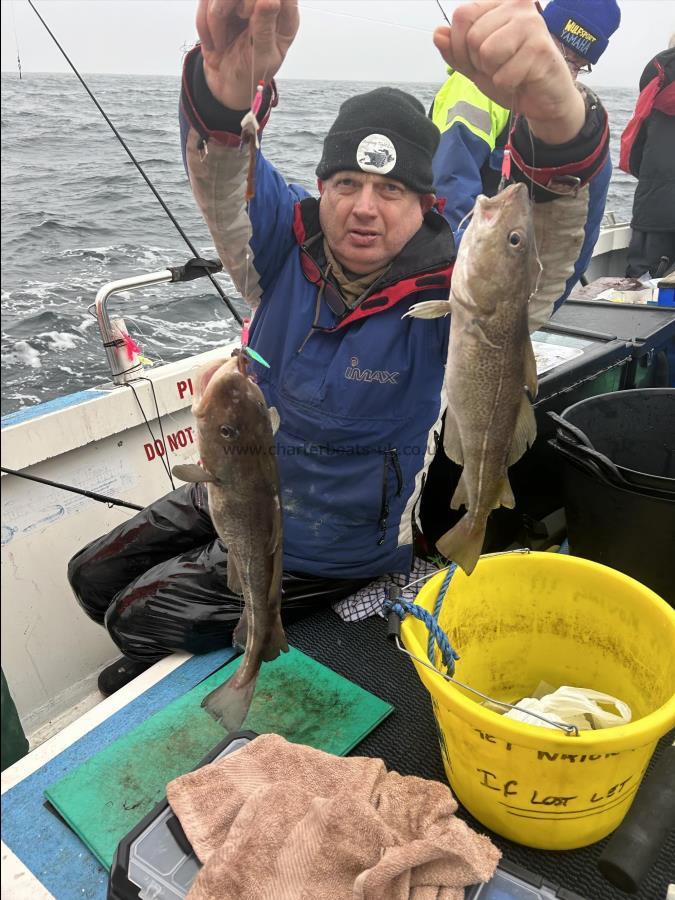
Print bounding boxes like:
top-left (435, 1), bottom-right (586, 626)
top-left (292, 197), bottom-right (455, 330)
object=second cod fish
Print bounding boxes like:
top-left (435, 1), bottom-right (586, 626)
top-left (405, 182), bottom-right (539, 575)
top-left (173, 351), bottom-right (287, 730)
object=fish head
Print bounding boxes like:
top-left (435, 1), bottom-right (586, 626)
top-left (192, 355), bottom-right (272, 475)
top-left (453, 182), bottom-right (537, 312)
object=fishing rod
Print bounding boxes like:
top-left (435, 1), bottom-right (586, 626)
top-left (10, 0), bottom-right (22, 78)
top-left (26, 0), bottom-right (243, 326)
top-left (0, 467), bottom-right (144, 512)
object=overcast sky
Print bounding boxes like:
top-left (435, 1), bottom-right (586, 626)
top-left (1, 1), bottom-right (673, 87)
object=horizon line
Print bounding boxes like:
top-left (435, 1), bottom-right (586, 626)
top-left (0, 70), bottom-right (638, 91)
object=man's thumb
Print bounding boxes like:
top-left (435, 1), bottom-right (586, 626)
top-left (433, 26), bottom-right (455, 68)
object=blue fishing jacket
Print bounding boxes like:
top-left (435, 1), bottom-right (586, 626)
top-left (180, 46), bottom-right (608, 579)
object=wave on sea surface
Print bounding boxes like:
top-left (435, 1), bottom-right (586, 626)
top-left (1, 73), bottom-right (638, 416)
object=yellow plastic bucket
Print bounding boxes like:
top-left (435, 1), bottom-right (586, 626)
top-left (400, 551), bottom-right (675, 850)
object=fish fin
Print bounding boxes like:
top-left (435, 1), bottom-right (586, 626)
top-left (171, 464), bottom-right (214, 483)
top-left (263, 532), bottom-right (287, 663)
top-left (403, 300), bottom-right (452, 320)
top-left (266, 495), bottom-right (283, 556)
top-left (227, 555), bottom-right (243, 596)
top-left (442, 406), bottom-right (464, 465)
top-left (268, 406), bottom-right (280, 435)
top-left (232, 608), bottom-right (248, 649)
top-left (495, 475), bottom-right (516, 510)
top-left (262, 612), bottom-right (288, 662)
top-left (524, 339), bottom-right (538, 400)
top-left (507, 394), bottom-right (537, 466)
top-left (436, 514), bottom-right (486, 576)
top-left (201, 672), bottom-right (257, 731)
top-left (450, 470), bottom-right (470, 510)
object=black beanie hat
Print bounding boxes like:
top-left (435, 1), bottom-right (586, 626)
top-left (316, 87), bottom-right (440, 194)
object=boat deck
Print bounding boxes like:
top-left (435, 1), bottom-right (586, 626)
top-left (2, 608), bottom-right (674, 899)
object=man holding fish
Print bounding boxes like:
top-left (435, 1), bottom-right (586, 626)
top-left (430, 0), bottom-right (620, 297)
top-left (68, 0), bottom-right (610, 701)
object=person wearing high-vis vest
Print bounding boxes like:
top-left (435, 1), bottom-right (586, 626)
top-left (431, 0), bottom-right (620, 310)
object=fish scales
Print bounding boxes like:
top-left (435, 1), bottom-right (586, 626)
top-left (405, 182), bottom-right (539, 574)
top-left (172, 352), bottom-right (287, 729)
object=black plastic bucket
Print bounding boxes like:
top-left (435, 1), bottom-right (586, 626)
top-left (550, 388), bottom-right (675, 605)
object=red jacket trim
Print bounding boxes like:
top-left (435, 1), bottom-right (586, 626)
top-left (510, 115), bottom-right (609, 187)
top-left (181, 45), bottom-right (278, 146)
top-left (326, 267), bottom-right (453, 331)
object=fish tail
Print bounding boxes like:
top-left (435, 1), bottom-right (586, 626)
top-left (436, 514), bottom-right (486, 576)
top-left (201, 672), bottom-right (257, 732)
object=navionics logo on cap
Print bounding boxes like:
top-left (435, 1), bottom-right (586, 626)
top-left (356, 134), bottom-right (396, 175)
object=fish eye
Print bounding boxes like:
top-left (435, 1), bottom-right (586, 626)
top-left (508, 231), bottom-right (522, 247)
top-left (220, 424), bottom-right (239, 439)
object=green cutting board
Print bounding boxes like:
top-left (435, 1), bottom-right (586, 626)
top-left (44, 647), bottom-right (393, 869)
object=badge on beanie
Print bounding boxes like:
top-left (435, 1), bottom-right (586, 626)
top-left (356, 134), bottom-right (397, 175)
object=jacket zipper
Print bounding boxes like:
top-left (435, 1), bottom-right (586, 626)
top-left (378, 449), bottom-right (403, 545)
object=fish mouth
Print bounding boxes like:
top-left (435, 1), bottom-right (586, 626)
top-left (197, 360), bottom-right (229, 397)
top-left (475, 182), bottom-right (530, 225)
top-left (197, 355), bottom-right (252, 398)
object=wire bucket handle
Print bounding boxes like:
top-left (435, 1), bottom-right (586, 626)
top-left (385, 549), bottom-right (580, 737)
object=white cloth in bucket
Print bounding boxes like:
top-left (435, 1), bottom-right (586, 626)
top-left (504, 686), bottom-right (632, 730)
top-left (333, 558), bottom-right (440, 623)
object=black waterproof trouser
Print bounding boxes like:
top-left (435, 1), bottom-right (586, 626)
top-left (68, 483), bottom-right (372, 662)
top-left (626, 229), bottom-right (675, 278)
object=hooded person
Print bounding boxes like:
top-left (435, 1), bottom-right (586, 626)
top-left (68, 0), bottom-right (610, 696)
top-left (621, 38), bottom-right (675, 278)
top-left (430, 0), bottom-right (620, 305)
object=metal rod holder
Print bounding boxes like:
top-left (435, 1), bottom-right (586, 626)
top-left (95, 269), bottom-right (175, 385)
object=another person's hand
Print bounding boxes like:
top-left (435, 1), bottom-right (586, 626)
top-left (434, 0), bottom-right (585, 145)
top-left (197, 0), bottom-right (299, 110)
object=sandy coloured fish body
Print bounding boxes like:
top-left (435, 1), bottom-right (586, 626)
top-left (406, 182), bottom-right (539, 574)
top-left (172, 354), bottom-right (287, 728)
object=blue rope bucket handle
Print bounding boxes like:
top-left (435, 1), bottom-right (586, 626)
top-left (384, 551), bottom-right (579, 736)
top-left (384, 564), bottom-right (460, 676)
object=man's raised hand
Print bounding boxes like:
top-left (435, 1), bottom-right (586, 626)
top-left (434, 0), bottom-right (585, 144)
top-left (197, 0), bottom-right (299, 111)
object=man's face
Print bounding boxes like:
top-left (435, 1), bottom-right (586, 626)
top-left (318, 171), bottom-right (433, 276)
top-left (553, 37), bottom-right (591, 80)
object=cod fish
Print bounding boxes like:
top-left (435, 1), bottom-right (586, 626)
top-left (405, 182), bottom-right (539, 575)
top-left (173, 352), bottom-right (287, 730)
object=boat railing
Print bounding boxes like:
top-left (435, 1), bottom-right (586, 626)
top-left (95, 258), bottom-right (223, 384)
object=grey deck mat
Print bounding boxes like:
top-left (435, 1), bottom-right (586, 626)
top-left (285, 608), bottom-right (675, 900)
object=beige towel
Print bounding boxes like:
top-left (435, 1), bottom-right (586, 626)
top-left (167, 733), bottom-right (500, 900)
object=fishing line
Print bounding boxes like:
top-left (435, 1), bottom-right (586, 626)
top-left (301, 3), bottom-right (433, 35)
top-left (504, 89), bottom-right (544, 298)
top-left (126, 379), bottom-right (176, 489)
top-left (526, 120), bottom-right (544, 297)
top-left (518, 104), bottom-right (545, 297)
top-left (453, 206), bottom-right (475, 241)
top-left (26, 0), bottom-right (243, 326)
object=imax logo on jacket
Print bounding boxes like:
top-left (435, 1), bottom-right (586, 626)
top-left (345, 357), bottom-right (400, 384)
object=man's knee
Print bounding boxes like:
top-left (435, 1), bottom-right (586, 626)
top-left (103, 592), bottom-right (167, 662)
top-left (67, 546), bottom-right (108, 625)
